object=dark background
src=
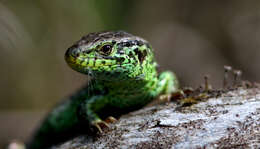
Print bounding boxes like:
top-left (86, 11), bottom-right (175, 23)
top-left (1, 0), bottom-right (260, 147)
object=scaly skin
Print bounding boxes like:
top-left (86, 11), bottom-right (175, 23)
top-left (27, 31), bottom-right (179, 149)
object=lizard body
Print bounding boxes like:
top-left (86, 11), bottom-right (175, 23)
top-left (27, 31), bottom-right (179, 149)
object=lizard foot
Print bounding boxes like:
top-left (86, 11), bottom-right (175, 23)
top-left (105, 116), bottom-right (117, 123)
top-left (159, 90), bottom-right (184, 103)
top-left (92, 119), bottom-right (110, 133)
top-left (158, 94), bottom-right (172, 102)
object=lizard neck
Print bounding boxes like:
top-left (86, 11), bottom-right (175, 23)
top-left (92, 66), bottom-right (158, 92)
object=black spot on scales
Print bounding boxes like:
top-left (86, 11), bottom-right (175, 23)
top-left (80, 60), bottom-right (84, 65)
top-left (117, 41), bottom-right (136, 49)
top-left (116, 43), bottom-right (124, 51)
top-left (95, 44), bottom-right (101, 50)
top-left (134, 40), bottom-right (144, 46)
top-left (117, 47), bottom-right (123, 52)
top-left (83, 49), bottom-right (92, 54)
top-left (112, 40), bottom-right (116, 44)
top-left (134, 48), bottom-right (147, 64)
top-left (139, 50), bottom-right (147, 63)
top-left (86, 59), bottom-right (89, 65)
top-left (129, 51), bottom-right (135, 59)
top-left (93, 37), bottom-right (101, 42)
top-left (134, 48), bottom-right (139, 54)
top-left (103, 71), bottom-right (110, 76)
top-left (93, 58), bottom-right (96, 66)
top-left (100, 55), bottom-right (114, 60)
top-left (116, 57), bottom-right (125, 64)
top-left (122, 42), bottom-right (131, 47)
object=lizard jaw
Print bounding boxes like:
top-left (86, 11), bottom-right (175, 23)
top-left (65, 54), bottom-right (120, 74)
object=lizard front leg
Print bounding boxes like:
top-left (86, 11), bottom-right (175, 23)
top-left (158, 71), bottom-right (179, 95)
top-left (154, 71), bottom-right (180, 102)
top-left (78, 96), bottom-right (111, 133)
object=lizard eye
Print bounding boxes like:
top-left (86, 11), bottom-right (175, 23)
top-left (99, 44), bottom-right (112, 56)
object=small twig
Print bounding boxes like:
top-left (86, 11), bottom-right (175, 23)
top-left (204, 74), bottom-right (211, 91)
top-left (223, 65), bottom-right (232, 89)
top-left (233, 69), bottom-right (242, 87)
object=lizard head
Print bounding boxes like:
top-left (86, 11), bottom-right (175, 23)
top-left (65, 31), bottom-right (157, 80)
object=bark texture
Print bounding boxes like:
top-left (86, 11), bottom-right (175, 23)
top-left (53, 87), bottom-right (260, 149)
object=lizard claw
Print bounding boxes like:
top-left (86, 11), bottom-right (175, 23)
top-left (159, 94), bottom-right (172, 102)
top-left (105, 116), bottom-right (117, 123)
top-left (159, 90), bottom-right (185, 103)
top-left (92, 119), bottom-right (110, 133)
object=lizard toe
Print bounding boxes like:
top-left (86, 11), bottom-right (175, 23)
top-left (92, 119), bottom-right (110, 133)
top-left (105, 116), bottom-right (117, 123)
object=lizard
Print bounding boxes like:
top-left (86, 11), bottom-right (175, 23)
top-left (26, 31), bottom-right (179, 149)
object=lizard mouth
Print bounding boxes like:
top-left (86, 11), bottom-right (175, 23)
top-left (65, 54), bottom-right (120, 73)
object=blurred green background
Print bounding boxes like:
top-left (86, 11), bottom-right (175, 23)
top-left (1, 0), bottom-right (260, 147)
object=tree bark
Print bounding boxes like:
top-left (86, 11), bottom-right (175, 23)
top-left (53, 86), bottom-right (260, 149)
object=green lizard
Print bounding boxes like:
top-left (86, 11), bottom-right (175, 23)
top-left (27, 31), bottom-right (179, 149)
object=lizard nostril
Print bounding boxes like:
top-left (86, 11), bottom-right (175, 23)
top-left (65, 47), bottom-right (80, 58)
